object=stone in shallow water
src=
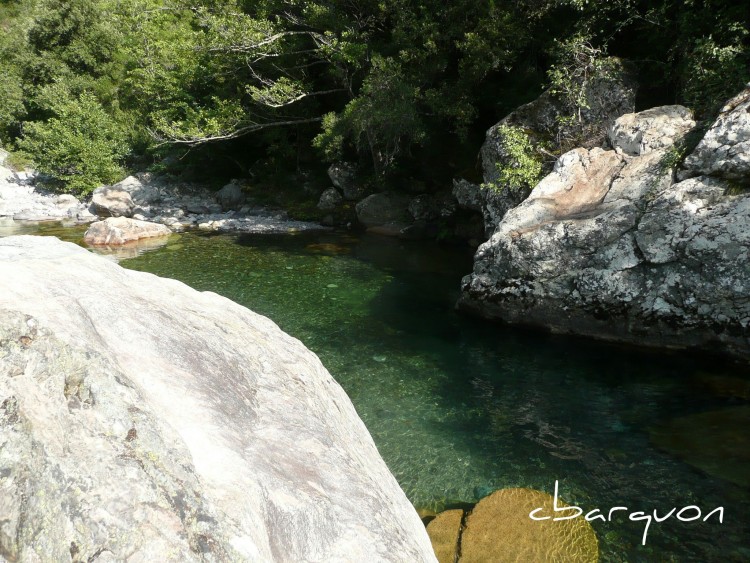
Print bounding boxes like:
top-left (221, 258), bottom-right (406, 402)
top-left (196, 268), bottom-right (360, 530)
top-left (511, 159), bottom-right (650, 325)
top-left (84, 216), bottom-right (172, 245)
top-left (426, 509), bottom-right (464, 563)
top-left (650, 406), bottom-right (750, 488)
top-left (460, 488), bottom-right (598, 563)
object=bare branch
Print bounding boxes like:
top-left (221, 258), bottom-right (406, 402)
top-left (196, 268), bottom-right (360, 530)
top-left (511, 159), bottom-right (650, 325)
top-left (151, 117), bottom-right (323, 146)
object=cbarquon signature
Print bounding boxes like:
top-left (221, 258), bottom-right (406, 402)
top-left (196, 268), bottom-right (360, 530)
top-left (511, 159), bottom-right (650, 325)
top-left (529, 481), bottom-right (724, 545)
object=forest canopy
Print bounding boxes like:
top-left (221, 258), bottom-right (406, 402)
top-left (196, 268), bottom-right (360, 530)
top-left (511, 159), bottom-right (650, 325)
top-left (0, 0), bottom-right (748, 193)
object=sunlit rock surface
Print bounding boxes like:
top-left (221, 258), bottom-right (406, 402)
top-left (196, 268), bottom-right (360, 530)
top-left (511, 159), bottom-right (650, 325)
top-left (684, 85), bottom-right (750, 180)
top-left (84, 216), bottom-right (172, 245)
top-left (460, 99), bottom-right (750, 360)
top-left (0, 235), bottom-right (435, 562)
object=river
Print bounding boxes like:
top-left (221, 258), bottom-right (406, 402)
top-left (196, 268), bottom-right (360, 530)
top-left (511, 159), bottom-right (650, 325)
top-left (3, 221), bottom-right (749, 561)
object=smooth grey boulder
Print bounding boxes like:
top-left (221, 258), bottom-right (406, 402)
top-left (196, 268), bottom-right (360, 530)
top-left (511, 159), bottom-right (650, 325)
top-left (684, 85), bottom-right (750, 179)
top-left (91, 184), bottom-right (135, 218)
top-left (609, 105), bottom-right (696, 156)
top-left (356, 192), bottom-right (412, 228)
top-left (317, 187), bottom-right (343, 210)
top-left (459, 103), bottom-right (750, 359)
top-left (0, 236), bottom-right (435, 562)
top-left (215, 181), bottom-right (246, 211)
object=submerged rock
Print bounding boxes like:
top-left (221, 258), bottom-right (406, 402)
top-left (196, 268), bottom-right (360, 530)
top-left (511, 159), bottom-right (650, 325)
top-left (460, 488), bottom-right (598, 562)
top-left (650, 406), bottom-right (750, 488)
top-left (0, 236), bottom-right (435, 562)
top-left (425, 509), bottom-right (463, 563)
top-left (84, 216), bottom-right (172, 245)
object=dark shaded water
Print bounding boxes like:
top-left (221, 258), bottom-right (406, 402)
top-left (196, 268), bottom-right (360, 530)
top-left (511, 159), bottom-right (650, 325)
top-left (5, 222), bottom-right (750, 561)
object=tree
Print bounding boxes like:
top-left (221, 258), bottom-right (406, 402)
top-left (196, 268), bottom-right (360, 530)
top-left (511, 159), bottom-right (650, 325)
top-left (18, 91), bottom-right (128, 194)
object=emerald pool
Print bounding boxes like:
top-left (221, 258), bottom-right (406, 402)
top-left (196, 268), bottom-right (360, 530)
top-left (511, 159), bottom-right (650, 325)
top-left (7, 224), bottom-right (750, 561)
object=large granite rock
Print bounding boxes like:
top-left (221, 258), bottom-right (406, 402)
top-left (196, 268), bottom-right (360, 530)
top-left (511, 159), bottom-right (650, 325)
top-left (0, 236), bottom-right (435, 562)
top-left (317, 187), bottom-right (344, 211)
top-left (684, 84), bottom-right (750, 180)
top-left (459, 103), bottom-right (750, 360)
top-left (465, 60), bottom-right (636, 237)
top-left (609, 105), bottom-right (696, 156)
top-left (83, 216), bottom-right (172, 245)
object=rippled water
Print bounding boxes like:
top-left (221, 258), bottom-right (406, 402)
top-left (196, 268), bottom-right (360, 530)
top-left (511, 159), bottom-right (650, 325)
top-left (5, 223), bottom-right (750, 561)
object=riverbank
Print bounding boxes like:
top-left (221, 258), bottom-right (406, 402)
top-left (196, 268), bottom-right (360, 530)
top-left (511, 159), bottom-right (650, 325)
top-left (0, 161), bottom-right (329, 236)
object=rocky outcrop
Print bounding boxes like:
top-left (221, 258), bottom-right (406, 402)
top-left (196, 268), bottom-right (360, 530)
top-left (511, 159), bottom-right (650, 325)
top-left (684, 84), bottom-right (750, 180)
top-left (2, 170), bottom-right (327, 235)
top-left (609, 105), bottom-right (696, 156)
top-left (0, 164), bottom-right (95, 223)
top-left (83, 217), bottom-right (172, 245)
top-left (0, 236), bottom-right (435, 562)
top-left (458, 61), bottom-right (636, 237)
top-left (459, 101), bottom-right (750, 359)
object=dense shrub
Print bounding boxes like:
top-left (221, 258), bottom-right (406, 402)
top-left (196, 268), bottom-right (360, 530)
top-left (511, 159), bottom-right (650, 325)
top-left (18, 92), bottom-right (129, 194)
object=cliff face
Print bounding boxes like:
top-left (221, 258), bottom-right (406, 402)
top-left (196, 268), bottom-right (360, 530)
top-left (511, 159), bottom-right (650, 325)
top-left (459, 88), bottom-right (750, 360)
top-left (0, 236), bottom-right (436, 562)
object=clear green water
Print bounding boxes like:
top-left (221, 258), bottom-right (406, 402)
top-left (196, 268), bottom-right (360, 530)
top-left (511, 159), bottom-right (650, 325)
top-left (7, 223), bottom-right (750, 561)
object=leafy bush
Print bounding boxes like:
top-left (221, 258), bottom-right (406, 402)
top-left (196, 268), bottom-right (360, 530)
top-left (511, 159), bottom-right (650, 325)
top-left (484, 125), bottom-right (543, 195)
top-left (18, 92), bottom-right (129, 194)
top-left (680, 36), bottom-right (749, 117)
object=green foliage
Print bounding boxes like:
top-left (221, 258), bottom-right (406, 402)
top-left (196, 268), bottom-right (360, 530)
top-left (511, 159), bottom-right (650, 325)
top-left (0, 0), bottom-right (748, 191)
top-left (680, 36), bottom-right (749, 117)
top-left (548, 33), bottom-right (606, 119)
top-left (314, 57), bottom-right (424, 174)
top-left (18, 92), bottom-right (129, 194)
top-left (4, 151), bottom-right (33, 172)
top-left (0, 68), bottom-right (24, 142)
top-left (483, 125), bottom-right (543, 195)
